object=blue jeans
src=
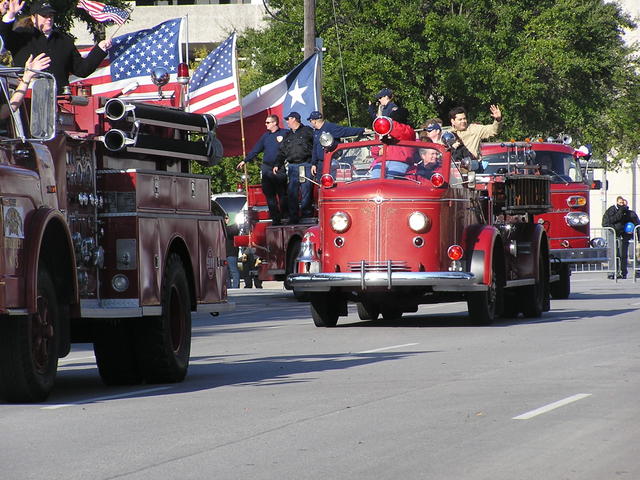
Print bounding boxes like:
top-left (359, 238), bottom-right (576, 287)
top-left (287, 162), bottom-right (313, 221)
top-left (370, 161), bottom-right (410, 179)
top-left (226, 255), bottom-right (240, 288)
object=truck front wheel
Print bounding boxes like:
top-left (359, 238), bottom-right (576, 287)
top-left (310, 293), bottom-right (339, 327)
top-left (93, 320), bottom-right (143, 386)
top-left (522, 255), bottom-right (547, 318)
top-left (0, 268), bottom-right (59, 402)
top-left (550, 263), bottom-right (571, 299)
top-left (467, 258), bottom-right (502, 326)
top-left (137, 254), bottom-right (192, 383)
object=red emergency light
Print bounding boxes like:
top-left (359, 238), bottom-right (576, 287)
top-left (177, 63), bottom-right (189, 85)
top-left (372, 116), bottom-right (393, 136)
top-left (321, 174), bottom-right (335, 188)
top-left (430, 173), bottom-right (445, 188)
top-left (447, 245), bottom-right (464, 261)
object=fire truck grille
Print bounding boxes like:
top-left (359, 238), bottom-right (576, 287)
top-left (348, 261), bottom-right (411, 273)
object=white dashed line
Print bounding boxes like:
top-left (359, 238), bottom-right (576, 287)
top-left (41, 386), bottom-right (171, 410)
top-left (357, 343), bottom-right (419, 354)
top-left (512, 393), bottom-right (592, 420)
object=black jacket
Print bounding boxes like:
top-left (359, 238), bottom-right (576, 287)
top-left (0, 21), bottom-right (107, 93)
top-left (275, 125), bottom-right (314, 167)
top-left (225, 223), bottom-right (239, 257)
top-left (602, 204), bottom-right (639, 236)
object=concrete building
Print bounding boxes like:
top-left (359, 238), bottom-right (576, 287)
top-left (70, 0), bottom-right (267, 52)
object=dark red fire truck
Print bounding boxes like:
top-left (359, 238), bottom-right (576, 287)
top-left (481, 138), bottom-right (606, 298)
top-left (287, 117), bottom-right (552, 327)
top-left (0, 66), bottom-right (231, 402)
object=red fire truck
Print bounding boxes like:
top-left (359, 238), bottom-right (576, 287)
top-left (287, 118), bottom-right (552, 327)
top-left (480, 138), bottom-right (607, 298)
top-left (0, 66), bottom-right (231, 402)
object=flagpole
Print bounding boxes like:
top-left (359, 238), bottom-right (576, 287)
top-left (233, 32), bottom-right (251, 246)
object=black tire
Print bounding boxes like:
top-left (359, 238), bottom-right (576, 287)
top-left (293, 289), bottom-right (310, 302)
top-left (380, 306), bottom-right (402, 321)
top-left (550, 263), bottom-right (571, 299)
top-left (136, 254), bottom-right (192, 383)
top-left (0, 268), bottom-right (59, 402)
top-left (94, 320), bottom-right (143, 386)
top-left (283, 239), bottom-right (301, 290)
top-left (467, 257), bottom-right (502, 325)
top-left (357, 302), bottom-right (380, 321)
top-left (522, 255), bottom-right (547, 318)
top-left (310, 294), bottom-right (339, 327)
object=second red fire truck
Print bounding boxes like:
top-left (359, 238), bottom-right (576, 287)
top-left (286, 118), bottom-right (552, 327)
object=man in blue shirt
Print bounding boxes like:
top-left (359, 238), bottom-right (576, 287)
top-left (308, 111), bottom-right (365, 179)
top-left (237, 115), bottom-right (288, 225)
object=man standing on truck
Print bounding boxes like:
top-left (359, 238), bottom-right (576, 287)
top-left (236, 115), bottom-right (288, 225)
top-left (368, 87), bottom-right (398, 119)
top-left (448, 105), bottom-right (502, 158)
top-left (307, 110), bottom-right (365, 180)
top-left (0, 0), bottom-right (112, 93)
top-left (275, 111), bottom-right (314, 224)
top-left (603, 196), bottom-right (639, 279)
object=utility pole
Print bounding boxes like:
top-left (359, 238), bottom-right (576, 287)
top-left (303, 0), bottom-right (315, 59)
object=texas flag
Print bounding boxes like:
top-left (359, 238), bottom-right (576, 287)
top-left (216, 54), bottom-right (320, 157)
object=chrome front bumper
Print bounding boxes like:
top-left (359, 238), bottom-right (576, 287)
top-left (550, 247), bottom-right (609, 264)
top-left (288, 271), bottom-right (487, 292)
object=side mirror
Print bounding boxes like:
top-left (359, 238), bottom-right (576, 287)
top-left (29, 75), bottom-right (56, 140)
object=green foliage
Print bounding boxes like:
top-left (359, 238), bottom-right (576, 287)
top-left (237, 0), bottom-right (639, 168)
top-left (192, 157), bottom-right (261, 194)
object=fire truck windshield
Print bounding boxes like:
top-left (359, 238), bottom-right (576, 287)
top-left (482, 150), bottom-right (584, 184)
top-left (327, 144), bottom-right (457, 185)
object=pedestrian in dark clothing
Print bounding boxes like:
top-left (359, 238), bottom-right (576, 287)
top-left (225, 215), bottom-right (240, 288)
top-left (0, 0), bottom-right (111, 93)
top-left (237, 115), bottom-right (288, 225)
top-left (602, 196), bottom-right (639, 279)
top-left (275, 111), bottom-right (314, 224)
top-left (307, 110), bottom-right (365, 179)
top-left (368, 87), bottom-right (398, 119)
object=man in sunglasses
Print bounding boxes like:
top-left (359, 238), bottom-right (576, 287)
top-left (237, 115), bottom-right (288, 225)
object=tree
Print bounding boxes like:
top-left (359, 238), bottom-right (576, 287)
top-left (238, 0), bottom-right (639, 167)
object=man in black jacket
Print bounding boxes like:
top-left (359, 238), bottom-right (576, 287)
top-left (275, 111), bottom-right (314, 224)
top-left (602, 196), bottom-right (639, 279)
top-left (0, 0), bottom-right (111, 93)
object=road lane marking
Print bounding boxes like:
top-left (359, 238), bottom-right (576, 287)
top-left (41, 386), bottom-right (171, 410)
top-left (59, 355), bottom-right (95, 365)
top-left (358, 343), bottom-right (419, 354)
top-left (512, 393), bottom-right (592, 420)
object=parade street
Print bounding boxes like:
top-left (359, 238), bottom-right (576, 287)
top-left (1, 272), bottom-right (639, 480)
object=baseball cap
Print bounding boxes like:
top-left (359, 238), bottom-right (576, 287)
top-left (30, 0), bottom-right (56, 15)
top-left (426, 123), bottom-right (441, 132)
top-left (286, 112), bottom-right (301, 121)
top-left (376, 88), bottom-right (393, 99)
top-left (307, 110), bottom-right (323, 121)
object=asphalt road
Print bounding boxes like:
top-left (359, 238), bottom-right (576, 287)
top-left (1, 273), bottom-right (639, 480)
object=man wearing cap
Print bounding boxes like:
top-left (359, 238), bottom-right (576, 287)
top-left (447, 105), bottom-right (502, 159)
top-left (307, 110), bottom-right (365, 180)
top-left (275, 112), bottom-right (314, 224)
top-left (0, 0), bottom-right (112, 93)
top-left (368, 87), bottom-right (398, 119)
top-left (236, 115), bottom-right (288, 225)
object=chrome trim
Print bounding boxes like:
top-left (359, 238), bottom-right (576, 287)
top-left (550, 247), bottom-right (609, 263)
top-left (79, 299), bottom-right (234, 317)
top-left (288, 271), bottom-right (487, 292)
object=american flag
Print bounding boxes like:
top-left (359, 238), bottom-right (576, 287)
top-left (186, 33), bottom-right (240, 119)
top-left (70, 18), bottom-right (183, 98)
top-left (77, 0), bottom-right (129, 25)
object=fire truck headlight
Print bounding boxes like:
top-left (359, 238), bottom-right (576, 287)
top-left (566, 195), bottom-right (586, 207)
top-left (330, 211), bottom-right (351, 233)
top-left (565, 211), bottom-right (589, 227)
top-left (408, 212), bottom-right (431, 233)
top-left (112, 274), bottom-right (129, 293)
